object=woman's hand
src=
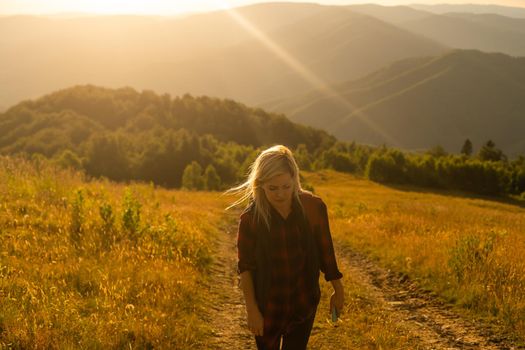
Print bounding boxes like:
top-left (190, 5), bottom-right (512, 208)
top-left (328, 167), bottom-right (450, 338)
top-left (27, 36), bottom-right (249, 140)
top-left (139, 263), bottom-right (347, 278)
top-left (330, 291), bottom-right (344, 317)
top-left (329, 278), bottom-right (345, 317)
top-left (239, 272), bottom-right (264, 336)
top-left (246, 305), bottom-right (264, 336)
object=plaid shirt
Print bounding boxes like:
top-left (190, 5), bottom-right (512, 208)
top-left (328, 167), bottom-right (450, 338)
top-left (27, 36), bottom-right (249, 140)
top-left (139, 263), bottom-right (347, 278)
top-left (237, 191), bottom-right (343, 348)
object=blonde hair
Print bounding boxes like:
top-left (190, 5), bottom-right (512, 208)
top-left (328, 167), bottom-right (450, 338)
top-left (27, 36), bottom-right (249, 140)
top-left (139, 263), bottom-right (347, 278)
top-left (226, 145), bottom-right (303, 230)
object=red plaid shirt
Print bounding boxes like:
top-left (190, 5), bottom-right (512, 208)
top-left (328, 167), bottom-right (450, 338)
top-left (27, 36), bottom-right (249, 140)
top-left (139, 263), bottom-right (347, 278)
top-left (237, 191), bottom-right (343, 348)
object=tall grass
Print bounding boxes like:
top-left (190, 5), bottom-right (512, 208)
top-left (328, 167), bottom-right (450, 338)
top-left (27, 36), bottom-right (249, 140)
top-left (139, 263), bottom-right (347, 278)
top-left (307, 170), bottom-right (525, 342)
top-left (0, 156), bottom-right (227, 348)
top-left (3, 159), bottom-right (523, 347)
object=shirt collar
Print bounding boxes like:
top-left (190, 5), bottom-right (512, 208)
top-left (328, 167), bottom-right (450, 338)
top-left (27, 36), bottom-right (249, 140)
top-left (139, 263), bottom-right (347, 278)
top-left (269, 196), bottom-right (301, 224)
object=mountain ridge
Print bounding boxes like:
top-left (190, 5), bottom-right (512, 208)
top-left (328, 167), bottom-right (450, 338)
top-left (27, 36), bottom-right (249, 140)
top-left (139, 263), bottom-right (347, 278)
top-left (262, 49), bottom-right (525, 156)
top-left (1, 3), bottom-right (447, 108)
top-left (349, 4), bottom-right (525, 57)
top-left (409, 3), bottom-right (525, 18)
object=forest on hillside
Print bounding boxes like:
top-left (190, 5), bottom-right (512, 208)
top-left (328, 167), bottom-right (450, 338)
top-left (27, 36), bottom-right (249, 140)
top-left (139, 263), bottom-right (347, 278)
top-left (0, 85), bottom-right (335, 188)
top-left (1, 85), bottom-right (524, 198)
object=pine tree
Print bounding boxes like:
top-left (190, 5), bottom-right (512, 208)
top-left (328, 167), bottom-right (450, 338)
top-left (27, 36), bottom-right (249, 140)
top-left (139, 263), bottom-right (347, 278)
top-left (460, 139), bottom-right (473, 157)
top-left (478, 140), bottom-right (506, 162)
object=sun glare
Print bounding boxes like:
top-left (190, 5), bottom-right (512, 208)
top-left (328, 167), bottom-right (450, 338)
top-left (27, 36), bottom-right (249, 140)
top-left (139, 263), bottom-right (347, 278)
top-left (72, 0), bottom-right (200, 15)
top-left (0, 0), bottom-right (235, 15)
top-left (2, 1), bottom-right (524, 16)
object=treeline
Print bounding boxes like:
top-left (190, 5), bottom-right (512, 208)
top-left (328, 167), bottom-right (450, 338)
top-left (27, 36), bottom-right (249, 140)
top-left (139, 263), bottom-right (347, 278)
top-left (0, 85), bottom-right (335, 188)
top-left (54, 132), bottom-right (525, 198)
top-left (312, 139), bottom-right (525, 198)
top-left (1, 85), bottom-right (524, 198)
top-left (48, 137), bottom-right (525, 198)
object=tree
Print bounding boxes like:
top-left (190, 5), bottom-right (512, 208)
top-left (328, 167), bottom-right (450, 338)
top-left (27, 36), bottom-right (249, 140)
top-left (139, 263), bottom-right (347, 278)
top-left (294, 144), bottom-right (312, 171)
top-left (55, 149), bottom-right (83, 170)
top-left (84, 134), bottom-right (130, 181)
top-left (182, 161), bottom-right (204, 190)
top-left (365, 150), bottom-right (407, 184)
top-left (204, 164), bottom-right (221, 191)
top-left (460, 139), bottom-right (473, 157)
top-left (320, 148), bottom-right (357, 172)
top-left (510, 156), bottom-right (525, 194)
top-left (478, 140), bottom-right (506, 162)
top-left (427, 145), bottom-right (448, 158)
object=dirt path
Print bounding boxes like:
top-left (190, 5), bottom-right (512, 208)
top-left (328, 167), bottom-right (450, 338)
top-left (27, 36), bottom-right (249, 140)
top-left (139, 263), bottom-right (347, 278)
top-left (336, 243), bottom-right (520, 350)
top-left (205, 221), bottom-right (256, 349)
top-left (204, 222), bottom-right (520, 349)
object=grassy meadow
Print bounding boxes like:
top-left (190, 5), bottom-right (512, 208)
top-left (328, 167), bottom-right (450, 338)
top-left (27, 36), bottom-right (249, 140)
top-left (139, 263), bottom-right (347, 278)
top-left (308, 170), bottom-right (525, 344)
top-left (1, 157), bottom-right (524, 348)
top-left (0, 155), bottom-right (233, 348)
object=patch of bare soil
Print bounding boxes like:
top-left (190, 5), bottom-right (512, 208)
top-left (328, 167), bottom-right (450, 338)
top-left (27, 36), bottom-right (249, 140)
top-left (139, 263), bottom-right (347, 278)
top-left (337, 243), bottom-right (523, 350)
top-left (204, 223), bottom-right (256, 349)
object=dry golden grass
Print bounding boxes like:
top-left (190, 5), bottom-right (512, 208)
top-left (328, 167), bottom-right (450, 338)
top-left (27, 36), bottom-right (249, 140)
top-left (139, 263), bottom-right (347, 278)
top-left (0, 156), bottom-right (231, 348)
top-left (306, 170), bottom-right (525, 343)
top-left (3, 158), bottom-right (524, 348)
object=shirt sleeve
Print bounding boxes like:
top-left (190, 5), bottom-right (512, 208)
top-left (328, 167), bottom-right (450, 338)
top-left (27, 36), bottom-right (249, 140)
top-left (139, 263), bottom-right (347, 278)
top-left (316, 200), bottom-right (343, 281)
top-left (237, 212), bottom-right (257, 275)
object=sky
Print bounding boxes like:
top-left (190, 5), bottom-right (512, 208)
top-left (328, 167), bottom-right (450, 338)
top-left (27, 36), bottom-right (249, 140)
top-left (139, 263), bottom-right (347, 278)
top-left (1, 0), bottom-right (524, 15)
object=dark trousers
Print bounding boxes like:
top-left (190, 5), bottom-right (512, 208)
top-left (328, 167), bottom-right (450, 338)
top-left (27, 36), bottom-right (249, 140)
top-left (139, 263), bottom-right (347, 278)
top-left (255, 309), bottom-right (317, 350)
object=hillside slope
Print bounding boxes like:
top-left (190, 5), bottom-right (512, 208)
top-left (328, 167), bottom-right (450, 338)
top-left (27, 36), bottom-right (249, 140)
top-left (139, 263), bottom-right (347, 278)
top-left (263, 50), bottom-right (525, 156)
top-left (0, 84), bottom-right (334, 152)
top-left (0, 85), bottom-right (335, 186)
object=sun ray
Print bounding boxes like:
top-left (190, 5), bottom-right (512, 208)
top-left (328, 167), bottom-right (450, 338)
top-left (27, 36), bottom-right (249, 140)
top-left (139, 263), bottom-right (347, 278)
top-left (221, 4), bottom-right (402, 147)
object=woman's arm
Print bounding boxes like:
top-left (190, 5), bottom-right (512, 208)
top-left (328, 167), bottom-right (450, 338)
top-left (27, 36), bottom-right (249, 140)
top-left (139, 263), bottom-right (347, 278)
top-left (239, 271), bottom-right (264, 336)
top-left (330, 278), bottom-right (345, 316)
top-left (315, 200), bottom-right (343, 282)
top-left (313, 198), bottom-right (345, 315)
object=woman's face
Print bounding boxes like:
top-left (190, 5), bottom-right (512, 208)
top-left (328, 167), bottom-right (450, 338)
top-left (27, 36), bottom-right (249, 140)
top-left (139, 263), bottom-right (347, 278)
top-left (262, 172), bottom-right (294, 209)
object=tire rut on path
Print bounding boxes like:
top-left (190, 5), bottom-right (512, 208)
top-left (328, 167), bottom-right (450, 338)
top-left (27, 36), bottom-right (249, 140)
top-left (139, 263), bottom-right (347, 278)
top-left (337, 243), bottom-right (520, 350)
top-left (205, 223), bottom-right (256, 349)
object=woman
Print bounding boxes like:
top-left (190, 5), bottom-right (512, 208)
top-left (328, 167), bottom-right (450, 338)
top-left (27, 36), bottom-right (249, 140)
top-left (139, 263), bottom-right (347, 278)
top-left (227, 145), bottom-right (344, 350)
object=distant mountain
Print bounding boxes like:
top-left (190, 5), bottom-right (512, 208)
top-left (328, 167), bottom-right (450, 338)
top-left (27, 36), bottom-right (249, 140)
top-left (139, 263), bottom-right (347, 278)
top-left (399, 12), bottom-right (525, 57)
top-left (262, 50), bottom-right (525, 157)
top-left (349, 4), bottom-right (525, 57)
top-left (159, 6), bottom-right (446, 104)
top-left (444, 12), bottom-right (525, 34)
top-left (347, 4), bottom-right (432, 24)
top-left (0, 3), bottom-right (446, 109)
top-left (409, 4), bottom-right (525, 19)
top-left (0, 3), bottom-right (323, 109)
